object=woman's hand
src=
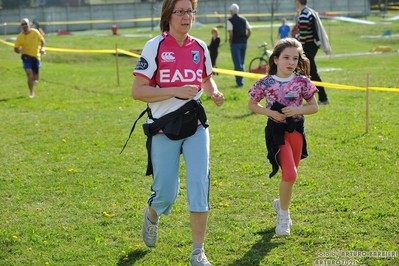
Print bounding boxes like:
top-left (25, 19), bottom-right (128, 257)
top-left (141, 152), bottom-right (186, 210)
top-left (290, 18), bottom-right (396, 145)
top-left (175, 85), bottom-right (200, 99)
top-left (211, 91), bottom-right (224, 107)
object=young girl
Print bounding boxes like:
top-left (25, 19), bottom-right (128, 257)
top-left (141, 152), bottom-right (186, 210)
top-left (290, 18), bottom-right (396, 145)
top-left (207, 27), bottom-right (220, 71)
top-left (247, 38), bottom-right (318, 236)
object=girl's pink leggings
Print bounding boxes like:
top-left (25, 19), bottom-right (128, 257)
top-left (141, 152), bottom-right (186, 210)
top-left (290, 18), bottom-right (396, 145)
top-left (278, 132), bottom-right (303, 182)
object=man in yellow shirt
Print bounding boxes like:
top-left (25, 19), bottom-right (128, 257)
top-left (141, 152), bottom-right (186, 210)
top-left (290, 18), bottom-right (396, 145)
top-left (14, 18), bottom-right (46, 98)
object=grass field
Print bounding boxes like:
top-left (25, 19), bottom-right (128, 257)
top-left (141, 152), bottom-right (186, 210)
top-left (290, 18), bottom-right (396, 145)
top-left (1, 14), bottom-right (399, 266)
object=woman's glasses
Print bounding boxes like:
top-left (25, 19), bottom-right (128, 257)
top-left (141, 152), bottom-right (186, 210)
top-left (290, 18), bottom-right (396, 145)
top-left (172, 9), bottom-right (196, 16)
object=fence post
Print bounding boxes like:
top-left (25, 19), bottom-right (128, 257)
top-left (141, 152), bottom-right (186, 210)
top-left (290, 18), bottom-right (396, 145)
top-left (115, 44), bottom-right (120, 87)
top-left (365, 73), bottom-right (369, 134)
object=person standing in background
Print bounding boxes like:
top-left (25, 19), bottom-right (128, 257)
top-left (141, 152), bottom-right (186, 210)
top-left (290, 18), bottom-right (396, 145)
top-left (291, 12), bottom-right (299, 38)
top-left (296, 0), bottom-right (329, 105)
top-left (208, 27), bottom-right (220, 74)
top-left (227, 3), bottom-right (252, 88)
top-left (277, 18), bottom-right (290, 39)
top-left (14, 18), bottom-right (45, 98)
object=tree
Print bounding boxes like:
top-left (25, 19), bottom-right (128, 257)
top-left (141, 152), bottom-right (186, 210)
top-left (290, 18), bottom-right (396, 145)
top-left (2, 0), bottom-right (31, 9)
top-left (264, 0), bottom-right (283, 47)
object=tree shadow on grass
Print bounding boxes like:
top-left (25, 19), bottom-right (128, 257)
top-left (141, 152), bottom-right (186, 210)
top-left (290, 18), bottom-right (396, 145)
top-left (116, 249), bottom-right (149, 266)
top-left (212, 111), bottom-right (255, 120)
top-left (227, 227), bottom-right (282, 266)
top-left (0, 96), bottom-right (26, 102)
top-left (232, 112), bottom-right (256, 119)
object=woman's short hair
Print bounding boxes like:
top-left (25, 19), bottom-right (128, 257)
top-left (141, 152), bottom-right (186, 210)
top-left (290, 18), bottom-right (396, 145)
top-left (160, 0), bottom-right (197, 32)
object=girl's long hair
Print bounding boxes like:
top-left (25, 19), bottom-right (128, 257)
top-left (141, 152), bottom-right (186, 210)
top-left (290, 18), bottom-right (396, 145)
top-left (160, 0), bottom-right (197, 32)
top-left (268, 38), bottom-right (310, 77)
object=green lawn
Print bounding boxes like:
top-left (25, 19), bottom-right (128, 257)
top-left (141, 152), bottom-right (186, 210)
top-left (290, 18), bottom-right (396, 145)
top-left (0, 15), bottom-right (398, 265)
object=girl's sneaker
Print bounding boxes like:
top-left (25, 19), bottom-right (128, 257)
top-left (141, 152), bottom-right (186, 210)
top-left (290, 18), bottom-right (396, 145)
top-left (272, 199), bottom-right (292, 236)
top-left (272, 199), bottom-right (281, 213)
top-left (276, 211), bottom-right (292, 236)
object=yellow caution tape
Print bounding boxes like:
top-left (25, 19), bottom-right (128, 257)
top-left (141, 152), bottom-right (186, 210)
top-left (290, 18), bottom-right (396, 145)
top-left (47, 47), bottom-right (115, 53)
top-left (117, 48), bottom-right (141, 58)
top-left (1, 39), bottom-right (398, 92)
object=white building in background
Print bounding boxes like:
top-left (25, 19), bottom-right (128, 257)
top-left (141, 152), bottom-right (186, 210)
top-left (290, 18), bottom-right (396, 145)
top-left (62, 0), bottom-right (143, 5)
top-left (0, 0), bottom-right (370, 34)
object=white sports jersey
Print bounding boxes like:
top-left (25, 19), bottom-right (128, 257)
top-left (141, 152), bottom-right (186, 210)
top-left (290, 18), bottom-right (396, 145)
top-left (133, 32), bottom-right (213, 120)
